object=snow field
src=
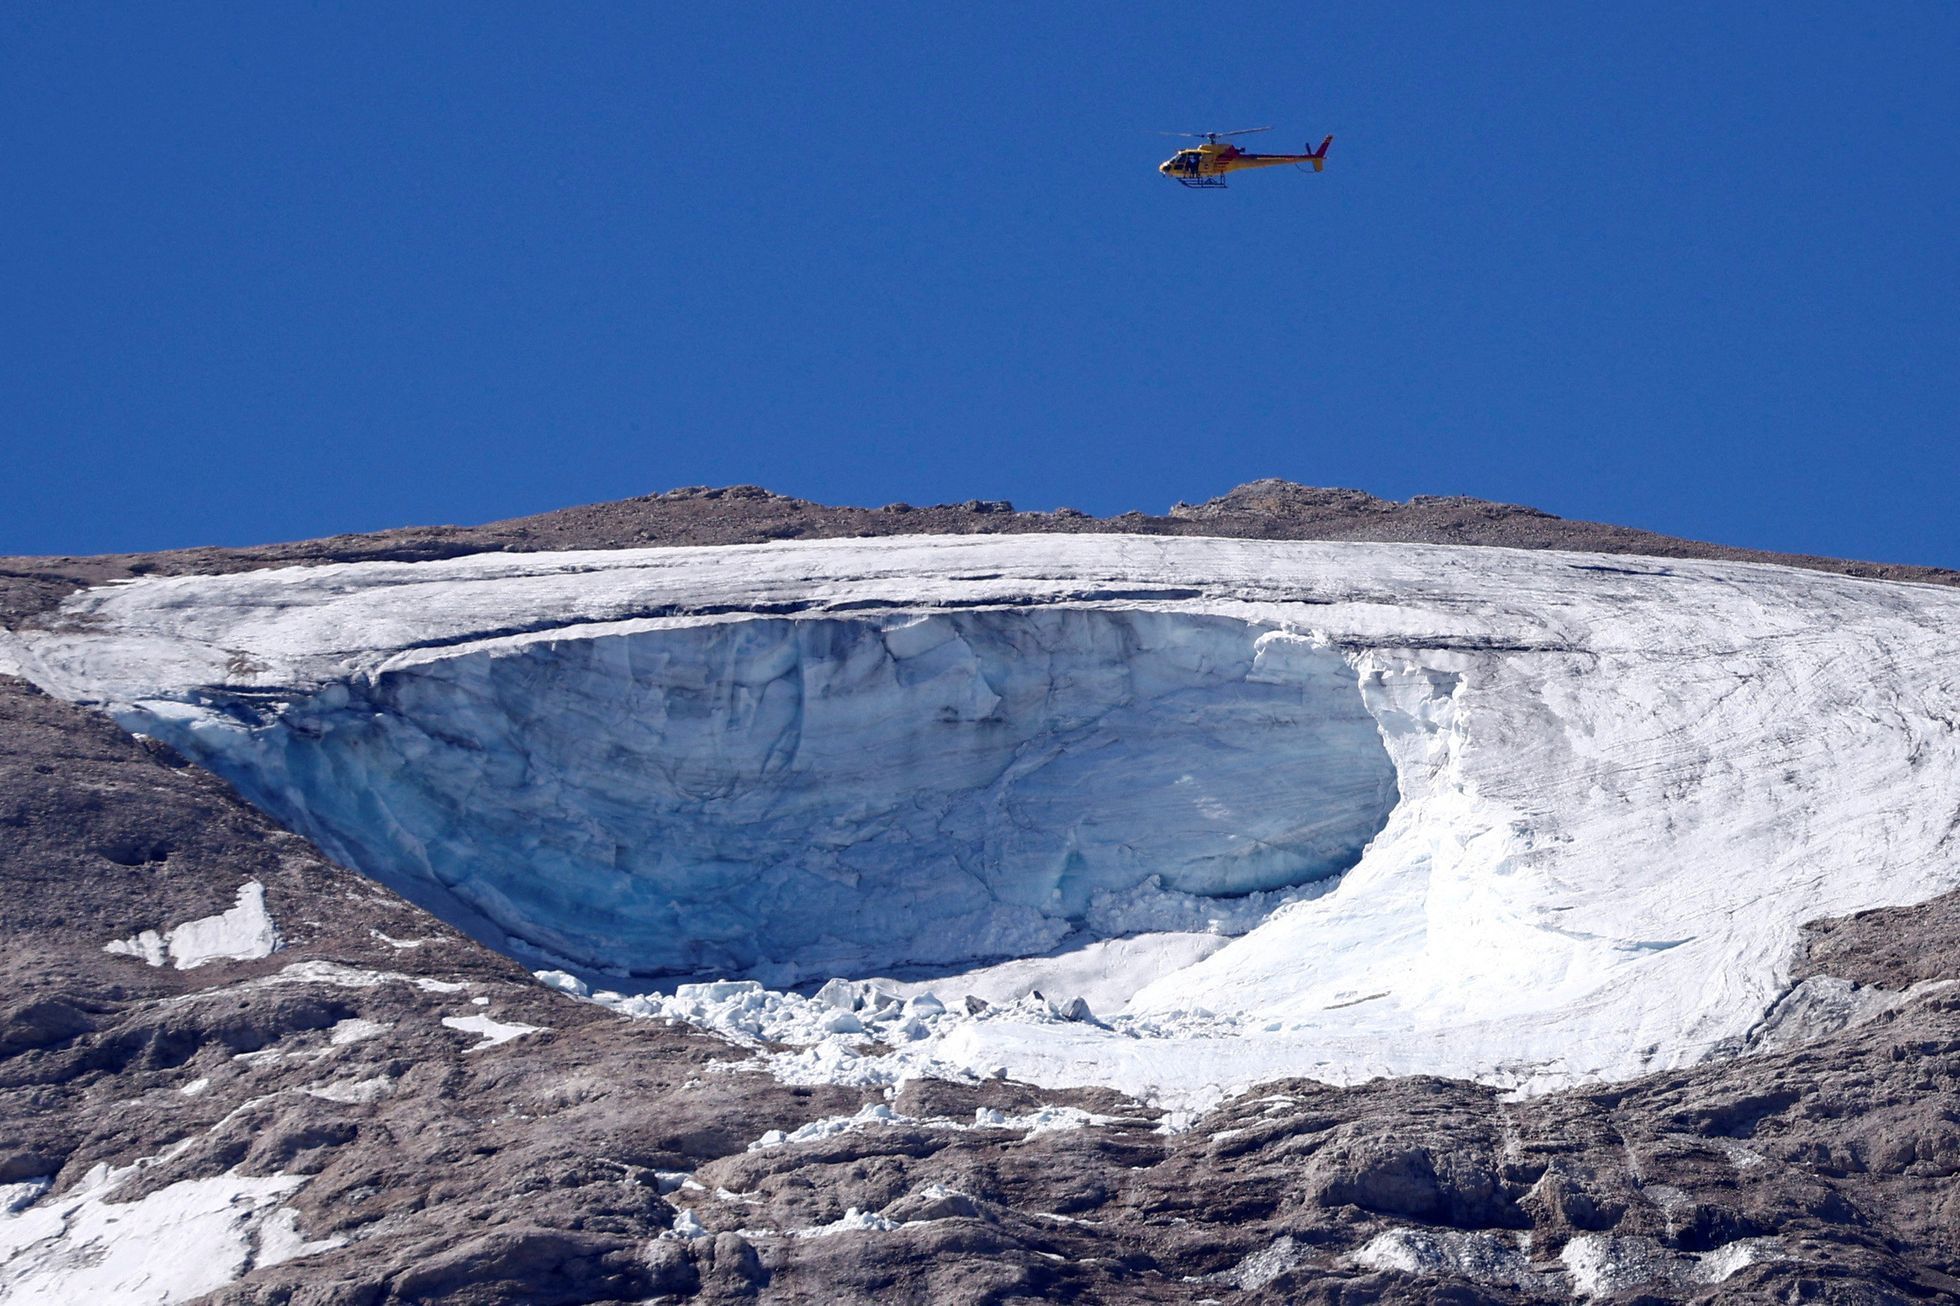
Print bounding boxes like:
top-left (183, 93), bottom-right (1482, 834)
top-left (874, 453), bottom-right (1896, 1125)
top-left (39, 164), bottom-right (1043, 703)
top-left (9, 533), bottom-right (1960, 1104)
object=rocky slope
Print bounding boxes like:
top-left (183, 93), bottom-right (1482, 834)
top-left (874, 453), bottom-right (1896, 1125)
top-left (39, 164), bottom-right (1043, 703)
top-left (3, 483), bottom-right (1957, 1304)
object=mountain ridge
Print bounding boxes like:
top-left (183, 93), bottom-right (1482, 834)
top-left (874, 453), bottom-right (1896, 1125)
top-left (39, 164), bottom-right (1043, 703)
top-left (5, 479), bottom-right (1955, 627)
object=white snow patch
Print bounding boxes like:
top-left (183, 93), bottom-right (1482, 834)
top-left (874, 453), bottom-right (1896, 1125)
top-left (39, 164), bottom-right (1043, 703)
top-left (715, 1208), bottom-right (911, 1241)
top-left (1352, 1227), bottom-right (1550, 1292)
top-left (0, 1152), bottom-right (318, 1305)
top-left (653, 1171), bottom-right (703, 1196)
top-left (441, 1012), bottom-right (542, 1051)
top-left (745, 1098), bottom-right (1118, 1153)
top-left (105, 882), bottom-right (280, 970)
top-left (253, 1207), bottom-right (346, 1267)
top-left (104, 930), bottom-right (167, 967)
top-left (327, 1017), bottom-right (389, 1046)
top-left (793, 1207), bottom-right (900, 1237)
top-left (1218, 1234), bottom-right (1313, 1290)
top-left (749, 1103), bottom-right (907, 1151)
top-left (972, 1104), bottom-right (1115, 1134)
top-left (1694, 1236), bottom-right (1783, 1282)
top-left (249, 960), bottom-right (465, 993)
top-left (1560, 1233), bottom-right (1784, 1296)
top-left (303, 1076), bottom-right (392, 1104)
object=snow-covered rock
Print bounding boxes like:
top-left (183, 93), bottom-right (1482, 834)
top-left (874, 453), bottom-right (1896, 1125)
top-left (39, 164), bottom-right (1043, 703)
top-left (9, 533), bottom-right (1960, 1103)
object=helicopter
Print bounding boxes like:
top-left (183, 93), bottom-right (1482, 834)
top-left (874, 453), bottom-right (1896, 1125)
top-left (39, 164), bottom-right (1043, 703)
top-left (1158, 126), bottom-right (1333, 189)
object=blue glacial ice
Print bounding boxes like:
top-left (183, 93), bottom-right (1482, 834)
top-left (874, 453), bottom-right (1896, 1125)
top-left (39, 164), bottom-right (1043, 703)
top-left (160, 609), bottom-right (1397, 980)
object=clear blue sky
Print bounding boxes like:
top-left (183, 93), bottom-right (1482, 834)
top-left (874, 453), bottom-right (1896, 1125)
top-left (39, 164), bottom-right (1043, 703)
top-left (5, 3), bottom-right (1956, 564)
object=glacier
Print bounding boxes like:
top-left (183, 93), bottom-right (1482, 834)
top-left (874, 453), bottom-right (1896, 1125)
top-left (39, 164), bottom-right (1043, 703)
top-left (85, 609), bottom-right (1398, 980)
top-left (7, 533), bottom-right (1960, 1102)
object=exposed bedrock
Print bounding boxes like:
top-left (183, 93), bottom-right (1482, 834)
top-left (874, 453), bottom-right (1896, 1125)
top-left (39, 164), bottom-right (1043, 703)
top-left (151, 609), bottom-right (1399, 980)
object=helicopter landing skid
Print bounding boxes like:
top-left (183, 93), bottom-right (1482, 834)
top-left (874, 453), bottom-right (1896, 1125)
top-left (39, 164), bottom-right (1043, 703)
top-left (1176, 177), bottom-right (1228, 189)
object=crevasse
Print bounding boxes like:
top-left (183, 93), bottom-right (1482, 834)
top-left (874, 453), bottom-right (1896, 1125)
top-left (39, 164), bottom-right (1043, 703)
top-left (169, 609), bottom-right (1398, 980)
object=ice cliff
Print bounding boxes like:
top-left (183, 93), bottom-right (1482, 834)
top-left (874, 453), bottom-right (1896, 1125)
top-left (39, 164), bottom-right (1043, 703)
top-left (8, 534), bottom-right (1960, 1100)
top-left (122, 610), bottom-right (1396, 980)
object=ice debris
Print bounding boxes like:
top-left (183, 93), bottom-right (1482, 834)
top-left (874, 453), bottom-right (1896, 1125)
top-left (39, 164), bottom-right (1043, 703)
top-left (747, 1099), bottom-right (1117, 1153)
top-left (795, 1208), bottom-right (901, 1237)
top-left (539, 966), bottom-right (1169, 1094)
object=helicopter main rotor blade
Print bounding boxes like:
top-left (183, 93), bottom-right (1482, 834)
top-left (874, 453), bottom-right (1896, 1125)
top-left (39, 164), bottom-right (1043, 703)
top-left (1157, 126), bottom-right (1275, 139)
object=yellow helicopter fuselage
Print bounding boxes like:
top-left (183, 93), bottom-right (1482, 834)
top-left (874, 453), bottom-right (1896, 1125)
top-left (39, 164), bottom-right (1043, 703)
top-left (1159, 136), bottom-right (1333, 187)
